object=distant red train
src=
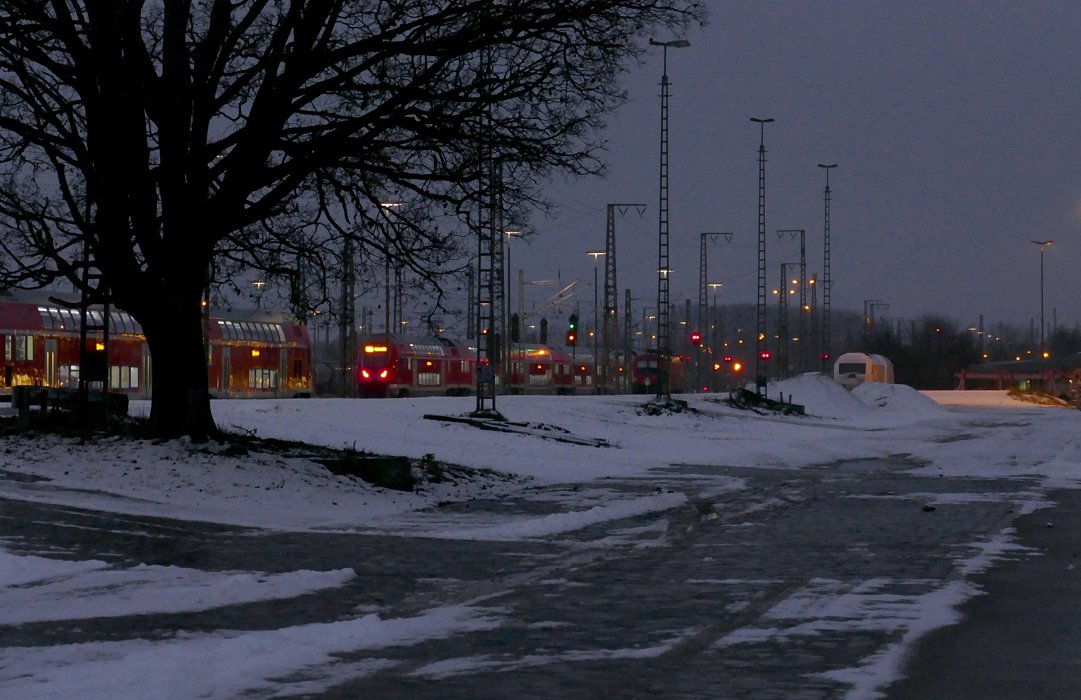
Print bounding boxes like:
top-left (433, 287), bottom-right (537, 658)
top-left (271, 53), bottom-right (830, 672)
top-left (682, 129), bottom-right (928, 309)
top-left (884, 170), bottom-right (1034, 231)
top-left (0, 292), bottom-right (312, 400)
top-left (355, 334), bottom-right (597, 397)
top-left (630, 352), bottom-right (687, 394)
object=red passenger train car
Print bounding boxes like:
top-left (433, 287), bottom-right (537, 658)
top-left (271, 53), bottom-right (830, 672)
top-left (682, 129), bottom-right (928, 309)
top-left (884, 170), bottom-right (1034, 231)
top-left (356, 334), bottom-right (475, 398)
top-left (503, 345), bottom-right (596, 395)
top-left (206, 310), bottom-right (314, 399)
top-left (630, 352), bottom-right (687, 394)
top-left (356, 335), bottom-right (599, 397)
top-left (0, 292), bottom-right (312, 400)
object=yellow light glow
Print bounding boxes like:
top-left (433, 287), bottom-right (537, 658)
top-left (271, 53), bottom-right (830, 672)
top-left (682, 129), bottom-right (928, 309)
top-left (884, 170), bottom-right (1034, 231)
top-left (364, 345), bottom-right (389, 353)
top-left (95, 342), bottom-right (105, 351)
top-left (251, 349), bottom-right (260, 357)
top-left (732, 362), bottom-right (743, 371)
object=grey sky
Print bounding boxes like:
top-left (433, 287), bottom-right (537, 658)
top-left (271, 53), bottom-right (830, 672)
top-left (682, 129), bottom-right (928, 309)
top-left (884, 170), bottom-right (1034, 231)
top-left (520, 1), bottom-right (1081, 332)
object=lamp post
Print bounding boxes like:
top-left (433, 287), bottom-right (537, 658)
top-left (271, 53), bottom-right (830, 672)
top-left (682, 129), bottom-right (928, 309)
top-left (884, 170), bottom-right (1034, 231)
top-left (379, 201), bottom-right (401, 334)
top-left (587, 250), bottom-right (606, 389)
top-left (818, 164), bottom-right (837, 371)
top-left (1030, 240), bottom-right (1052, 353)
top-left (650, 37), bottom-right (690, 401)
top-left (708, 282), bottom-right (723, 391)
top-left (751, 117), bottom-right (774, 397)
top-left (504, 227), bottom-right (522, 389)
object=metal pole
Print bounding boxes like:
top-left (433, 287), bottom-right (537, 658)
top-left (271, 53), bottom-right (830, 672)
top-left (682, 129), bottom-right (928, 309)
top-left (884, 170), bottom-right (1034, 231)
top-left (818, 164), bottom-right (837, 371)
top-left (650, 38), bottom-right (690, 401)
top-left (752, 117), bottom-right (774, 397)
top-left (1030, 240), bottom-right (1052, 352)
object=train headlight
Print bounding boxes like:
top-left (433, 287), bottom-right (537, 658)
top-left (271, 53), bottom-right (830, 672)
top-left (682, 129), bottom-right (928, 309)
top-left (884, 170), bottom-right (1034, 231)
top-left (361, 369), bottom-right (371, 379)
top-left (379, 369), bottom-right (389, 379)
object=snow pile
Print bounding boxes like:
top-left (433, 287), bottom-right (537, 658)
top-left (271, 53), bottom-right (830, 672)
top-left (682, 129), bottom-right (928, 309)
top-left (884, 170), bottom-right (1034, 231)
top-left (764, 373), bottom-right (870, 420)
top-left (853, 382), bottom-right (949, 416)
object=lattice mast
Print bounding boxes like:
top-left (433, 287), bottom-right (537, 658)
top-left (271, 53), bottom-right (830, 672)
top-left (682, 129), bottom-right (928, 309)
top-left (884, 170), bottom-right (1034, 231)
top-left (655, 54), bottom-right (673, 398)
top-left (751, 118), bottom-right (774, 397)
top-left (818, 163), bottom-right (837, 372)
top-left (603, 204), bottom-right (645, 391)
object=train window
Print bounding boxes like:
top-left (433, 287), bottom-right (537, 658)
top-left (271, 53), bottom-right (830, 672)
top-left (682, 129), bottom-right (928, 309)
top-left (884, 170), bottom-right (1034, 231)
top-left (60, 364), bottom-right (79, 387)
top-left (14, 334), bottom-right (33, 361)
top-left (109, 365), bottom-right (139, 389)
top-left (109, 311), bottom-right (130, 334)
top-left (248, 368), bottom-right (279, 389)
top-left (37, 307), bottom-right (54, 329)
top-left (3, 335), bottom-right (10, 360)
top-left (275, 325), bottom-right (286, 342)
top-left (292, 358), bottom-right (303, 379)
top-left (55, 308), bottom-right (71, 330)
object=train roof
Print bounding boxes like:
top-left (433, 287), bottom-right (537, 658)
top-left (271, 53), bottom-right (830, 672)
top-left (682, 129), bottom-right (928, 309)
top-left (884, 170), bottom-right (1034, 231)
top-left (0, 289), bottom-right (303, 326)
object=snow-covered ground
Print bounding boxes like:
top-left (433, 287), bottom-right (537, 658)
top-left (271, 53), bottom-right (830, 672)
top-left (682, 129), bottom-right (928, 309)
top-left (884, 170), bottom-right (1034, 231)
top-left (1, 376), bottom-right (1078, 699)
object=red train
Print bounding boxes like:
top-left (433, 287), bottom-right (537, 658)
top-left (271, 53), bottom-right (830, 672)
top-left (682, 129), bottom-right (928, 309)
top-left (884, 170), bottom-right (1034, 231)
top-left (630, 352), bottom-right (687, 394)
top-left (0, 292), bottom-right (312, 400)
top-left (355, 334), bottom-right (597, 397)
top-left (356, 334), bottom-right (475, 398)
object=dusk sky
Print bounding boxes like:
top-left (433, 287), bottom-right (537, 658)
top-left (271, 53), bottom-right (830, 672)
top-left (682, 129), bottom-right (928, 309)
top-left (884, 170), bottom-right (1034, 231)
top-left (518, 1), bottom-right (1081, 334)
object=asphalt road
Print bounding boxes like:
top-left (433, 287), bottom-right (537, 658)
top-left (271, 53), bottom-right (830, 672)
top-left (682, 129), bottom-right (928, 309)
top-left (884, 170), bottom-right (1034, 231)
top-left (1, 455), bottom-right (1067, 698)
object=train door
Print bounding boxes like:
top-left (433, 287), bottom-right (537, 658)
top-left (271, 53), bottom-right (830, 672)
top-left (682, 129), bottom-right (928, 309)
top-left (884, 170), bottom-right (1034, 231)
top-left (142, 344), bottom-right (153, 399)
top-left (2, 334), bottom-right (9, 387)
top-left (221, 347), bottom-right (231, 393)
top-left (279, 348), bottom-right (288, 396)
top-left (44, 338), bottom-right (58, 387)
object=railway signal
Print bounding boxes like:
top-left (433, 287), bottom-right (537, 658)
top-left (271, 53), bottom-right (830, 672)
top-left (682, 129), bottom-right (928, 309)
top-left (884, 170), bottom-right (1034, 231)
top-left (510, 313), bottom-right (520, 343)
top-left (566, 313), bottom-right (578, 346)
top-left (689, 331), bottom-right (702, 346)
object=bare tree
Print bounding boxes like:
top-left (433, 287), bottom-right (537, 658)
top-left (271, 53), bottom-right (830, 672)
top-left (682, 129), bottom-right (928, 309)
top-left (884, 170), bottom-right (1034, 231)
top-left (0, 0), bottom-right (703, 439)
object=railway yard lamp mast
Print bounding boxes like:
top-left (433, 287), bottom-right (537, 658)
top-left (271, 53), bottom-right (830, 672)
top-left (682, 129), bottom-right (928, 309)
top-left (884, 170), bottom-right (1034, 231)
top-left (818, 164), bottom-right (837, 371)
top-left (650, 37), bottom-right (690, 401)
top-left (1030, 240), bottom-right (1052, 353)
top-left (751, 117), bottom-right (774, 397)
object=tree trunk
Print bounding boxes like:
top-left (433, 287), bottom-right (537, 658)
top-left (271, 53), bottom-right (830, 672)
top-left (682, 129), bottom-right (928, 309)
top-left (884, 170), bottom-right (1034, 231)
top-left (140, 301), bottom-right (218, 441)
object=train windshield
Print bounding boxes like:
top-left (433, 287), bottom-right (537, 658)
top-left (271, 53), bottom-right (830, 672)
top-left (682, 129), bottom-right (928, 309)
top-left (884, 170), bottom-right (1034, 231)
top-left (837, 362), bottom-right (865, 375)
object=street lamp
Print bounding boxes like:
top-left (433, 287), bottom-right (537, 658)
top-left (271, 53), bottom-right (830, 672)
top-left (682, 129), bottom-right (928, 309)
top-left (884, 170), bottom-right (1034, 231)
top-left (708, 282), bottom-right (723, 391)
top-left (818, 163), bottom-right (837, 369)
top-left (503, 227), bottom-right (523, 388)
top-left (650, 37), bottom-right (690, 400)
top-left (1030, 240), bottom-right (1053, 352)
top-left (587, 250), bottom-right (606, 390)
top-left (379, 201), bottom-right (402, 334)
top-left (751, 117), bottom-right (775, 397)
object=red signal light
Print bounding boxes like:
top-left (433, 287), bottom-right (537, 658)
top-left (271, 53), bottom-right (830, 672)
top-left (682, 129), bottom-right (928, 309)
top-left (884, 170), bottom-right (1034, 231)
top-left (820, 352), bottom-right (830, 361)
top-left (690, 332), bottom-right (702, 346)
top-left (723, 355), bottom-right (733, 363)
top-left (759, 350), bottom-right (772, 361)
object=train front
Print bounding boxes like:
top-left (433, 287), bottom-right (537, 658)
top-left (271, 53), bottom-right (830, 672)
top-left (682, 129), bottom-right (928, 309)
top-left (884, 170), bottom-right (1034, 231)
top-left (356, 339), bottom-right (394, 397)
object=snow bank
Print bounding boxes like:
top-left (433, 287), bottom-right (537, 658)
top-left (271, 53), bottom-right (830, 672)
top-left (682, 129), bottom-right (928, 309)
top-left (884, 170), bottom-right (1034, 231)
top-left (765, 373), bottom-right (869, 420)
top-left (853, 382), bottom-right (948, 416)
